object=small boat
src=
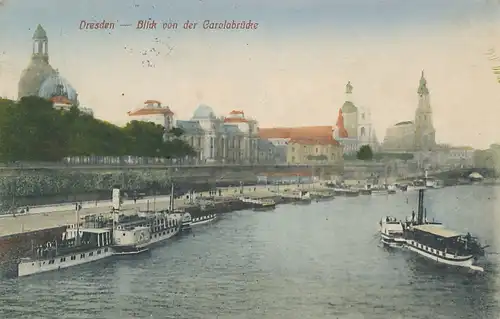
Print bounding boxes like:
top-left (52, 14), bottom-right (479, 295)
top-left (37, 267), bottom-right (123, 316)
top-left (387, 185), bottom-right (397, 194)
top-left (188, 212), bottom-right (218, 226)
top-left (292, 190), bottom-right (312, 204)
top-left (333, 187), bottom-right (360, 197)
top-left (313, 193), bottom-right (335, 202)
top-left (425, 178), bottom-right (444, 189)
top-left (252, 199), bottom-right (276, 211)
top-left (379, 216), bottom-right (405, 248)
top-left (371, 185), bottom-right (388, 196)
top-left (406, 179), bottom-right (427, 191)
top-left (360, 185), bottom-right (372, 195)
top-left (469, 172), bottom-right (484, 184)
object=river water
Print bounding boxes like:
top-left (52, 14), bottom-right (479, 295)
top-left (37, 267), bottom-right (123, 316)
top-left (0, 185), bottom-right (499, 319)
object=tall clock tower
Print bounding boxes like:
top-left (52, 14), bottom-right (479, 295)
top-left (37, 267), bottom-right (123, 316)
top-left (413, 71), bottom-right (436, 151)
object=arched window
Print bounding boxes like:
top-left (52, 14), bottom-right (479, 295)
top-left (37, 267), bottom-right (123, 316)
top-left (360, 127), bottom-right (366, 136)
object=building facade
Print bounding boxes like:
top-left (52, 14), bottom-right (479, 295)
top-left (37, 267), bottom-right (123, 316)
top-left (286, 137), bottom-right (343, 166)
top-left (382, 71), bottom-right (436, 152)
top-left (333, 81), bottom-right (379, 155)
top-left (259, 126), bottom-right (344, 168)
top-left (127, 103), bottom-right (272, 164)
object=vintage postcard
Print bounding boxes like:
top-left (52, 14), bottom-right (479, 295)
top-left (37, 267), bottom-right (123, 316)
top-left (0, 0), bottom-right (498, 318)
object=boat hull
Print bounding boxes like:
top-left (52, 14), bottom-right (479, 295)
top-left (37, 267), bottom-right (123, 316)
top-left (147, 226), bottom-right (181, 246)
top-left (380, 233), bottom-right (405, 248)
top-left (191, 214), bottom-right (217, 226)
top-left (112, 246), bottom-right (149, 255)
top-left (404, 240), bottom-right (483, 272)
top-left (18, 246), bottom-right (114, 277)
top-left (293, 199), bottom-right (312, 205)
top-left (315, 196), bottom-right (335, 202)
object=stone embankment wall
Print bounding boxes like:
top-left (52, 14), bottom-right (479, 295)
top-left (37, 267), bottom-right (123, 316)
top-left (0, 170), bottom-right (254, 207)
top-left (1, 171), bottom-right (174, 197)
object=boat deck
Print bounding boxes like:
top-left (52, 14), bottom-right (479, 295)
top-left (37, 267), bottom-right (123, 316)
top-left (0, 197), bottom-right (181, 238)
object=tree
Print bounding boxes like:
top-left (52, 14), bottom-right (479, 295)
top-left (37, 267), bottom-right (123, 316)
top-left (0, 97), bottom-right (67, 161)
top-left (168, 127), bottom-right (185, 138)
top-left (356, 145), bottom-right (373, 161)
top-left (121, 120), bottom-right (166, 157)
top-left (0, 97), bottom-right (195, 162)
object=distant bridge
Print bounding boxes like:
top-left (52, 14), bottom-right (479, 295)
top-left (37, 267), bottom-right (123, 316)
top-left (433, 167), bottom-right (497, 180)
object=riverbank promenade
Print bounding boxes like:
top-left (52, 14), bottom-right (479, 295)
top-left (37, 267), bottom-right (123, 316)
top-left (0, 183), bottom-right (320, 237)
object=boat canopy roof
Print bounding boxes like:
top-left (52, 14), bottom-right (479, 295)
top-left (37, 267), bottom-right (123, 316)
top-left (68, 228), bottom-right (112, 234)
top-left (413, 224), bottom-right (462, 238)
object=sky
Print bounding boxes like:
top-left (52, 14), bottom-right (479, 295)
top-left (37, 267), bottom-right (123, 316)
top-left (1, 0), bottom-right (500, 148)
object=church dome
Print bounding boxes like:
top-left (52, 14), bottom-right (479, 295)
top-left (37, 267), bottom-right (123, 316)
top-left (341, 101), bottom-right (357, 113)
top-left (38, 71), bottom-right (78, 103)
top-left (192, 104), bottom-right (216, 119)
top-left (18, 60), bottom-right (55, 99)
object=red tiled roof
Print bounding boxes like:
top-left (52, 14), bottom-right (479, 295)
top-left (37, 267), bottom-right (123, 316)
top-left (128, 107), bottom-right (174, 116)
top-left (335, 108), bottom-right (349, 138)
top-left (224, 117), bottom-right (248, 123)
top-left (144, 100), bottom-right (162, 104)
top-left (229, 110), bottom-right (244, 115)
top-left (259, 126), bottom-right (334, 140)
top-left (50, 96), bottom-right (72, 105)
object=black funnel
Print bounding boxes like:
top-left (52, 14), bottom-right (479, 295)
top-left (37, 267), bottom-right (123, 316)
top-left (417, 189), bottom-right (424, 225)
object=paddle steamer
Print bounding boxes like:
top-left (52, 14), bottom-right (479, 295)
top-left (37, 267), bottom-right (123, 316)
top-left (401, 187), bottom-right (486, 272)
top-left (112, 184), bottom-right (183, 253)
top-left (18, 212), bottom-right (114, 277)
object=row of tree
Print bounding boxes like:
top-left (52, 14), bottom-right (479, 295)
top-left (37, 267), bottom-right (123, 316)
top-left (0, 97), bottom-right (196, 162)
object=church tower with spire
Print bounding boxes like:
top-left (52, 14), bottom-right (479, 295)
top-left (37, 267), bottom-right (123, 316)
top-left (413, 71), bottom-right (436, 151)
top-left (341, 81), bottom-right (358, 138)
top-left (18, 24), bottom-right (56, 99)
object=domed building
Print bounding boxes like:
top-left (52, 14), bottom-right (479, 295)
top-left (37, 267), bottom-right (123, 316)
top-left (18, 25), bottom-right (80, 106)
top-left (126, 103), bottom-right (261, 164)
top-left (192, 104), bottom-right (216, 120)
top-left (38, 71), bottom-right (78, 105)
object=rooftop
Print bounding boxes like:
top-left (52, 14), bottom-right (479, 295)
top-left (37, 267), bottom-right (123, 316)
top-left (128, 101), bottom-right (174, 116)
top-left (259, 126), bottom-right (334, 140)
top-left (69, 228), bottom-right (112, 234)
top-left (50, 96), bottom-right (72, 105)
top-left (413, 224), bottom-right (462, 238)
top-left (395, 121), bottom-right (413, 126)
